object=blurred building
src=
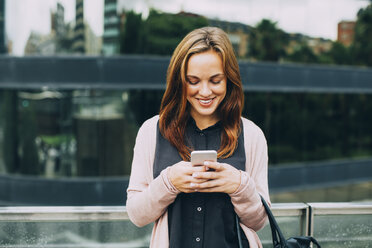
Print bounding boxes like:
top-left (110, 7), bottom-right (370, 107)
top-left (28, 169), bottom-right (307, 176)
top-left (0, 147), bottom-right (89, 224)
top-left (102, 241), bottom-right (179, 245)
top-left (0, 0), bottom-right (5, 54)
top-left (50, 2), bottom-right (75, 55)
top-left (307, 37), bottom-right (332, 55)
top-left (51, 3), bottom-right (66, 39)
top-left (287, 33), bottom-right (332, 55)
top-left (103, 0), bottom-right (120, 55)
top-left (24, 2), bottom-right (71, 55)
top-left (24, 32), bottom-right (56, 55)
top-left (6, 39), bottom-right (12, 53)
top-left (337, 21), bottom-right (355, 47)
top-left (24, 1), bottom-right (100, 55)
top-left (286, 33), bottom-right (305, 54)
top-left (72, 0), bottom-right (85, 53)
top-left (85, 22), bottom-right (102, 55)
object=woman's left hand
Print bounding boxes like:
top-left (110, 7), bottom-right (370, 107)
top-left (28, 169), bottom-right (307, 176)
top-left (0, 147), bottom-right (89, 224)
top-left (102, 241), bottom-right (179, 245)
top-left (190, 161), bottom-right (241, 194)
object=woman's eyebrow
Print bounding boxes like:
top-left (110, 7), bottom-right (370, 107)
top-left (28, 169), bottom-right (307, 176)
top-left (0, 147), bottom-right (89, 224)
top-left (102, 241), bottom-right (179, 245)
top-left (186, 73), bottom-right (225, 79)
top-left (210, 73), bottom-right (225, 79)
top-left (186, 75), bottom-right (200, 80)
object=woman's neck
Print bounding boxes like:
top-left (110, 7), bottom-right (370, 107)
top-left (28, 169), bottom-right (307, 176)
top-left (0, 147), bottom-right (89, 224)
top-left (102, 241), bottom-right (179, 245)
top-left (191, 113), bottom-right (220, 130)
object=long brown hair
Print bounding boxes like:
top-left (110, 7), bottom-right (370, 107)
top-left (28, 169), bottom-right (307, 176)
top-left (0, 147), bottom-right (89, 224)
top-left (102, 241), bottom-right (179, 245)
top-left (159, 27), bottom-right (244, 161)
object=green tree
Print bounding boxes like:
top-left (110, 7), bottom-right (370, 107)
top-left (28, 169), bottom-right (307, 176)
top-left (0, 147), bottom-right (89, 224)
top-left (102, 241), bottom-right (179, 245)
top-left (249, 19), bottom-right (289, 61)
top-left (314, 41), bottom-right (352, 65)
top-left (143, 10), bottom-right (208, 55)
top-left (286, 44), bottom-right (319, 64)
top-left (120, 11), bottom-right (144, 54)
top-left (328, 42), bottom-right (352, 65)
top-left (351, 4), bottom-right (372, 66)
top-left (119, 9), bottom-right (208, 56)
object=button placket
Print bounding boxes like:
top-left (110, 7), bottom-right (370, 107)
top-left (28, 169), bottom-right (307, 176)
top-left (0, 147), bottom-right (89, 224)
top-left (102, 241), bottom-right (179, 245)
top-left (192, 194), bottom-right (204, 247)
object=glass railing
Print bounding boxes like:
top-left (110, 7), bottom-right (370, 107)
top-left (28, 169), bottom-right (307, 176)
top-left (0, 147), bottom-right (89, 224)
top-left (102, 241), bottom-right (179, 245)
top-left (0, 206), bottom-right (152, 248)
top-left (1, 202), bottom-right (370, 247)
top-left (309, 202), bottom-right (372, 248)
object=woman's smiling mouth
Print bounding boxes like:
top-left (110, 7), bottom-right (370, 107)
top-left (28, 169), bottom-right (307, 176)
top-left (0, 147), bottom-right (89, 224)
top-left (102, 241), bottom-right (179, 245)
top-left (198, 98), bottom-right (215, 105)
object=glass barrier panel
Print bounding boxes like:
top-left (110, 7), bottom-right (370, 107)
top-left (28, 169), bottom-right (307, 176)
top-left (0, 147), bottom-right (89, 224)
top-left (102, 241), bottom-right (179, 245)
top-left (0, 216), bottom-right (308, 248)
top-left (312, 214), bottom-right (372, 248)
top-left (0, 220), bottom-right (153, 248)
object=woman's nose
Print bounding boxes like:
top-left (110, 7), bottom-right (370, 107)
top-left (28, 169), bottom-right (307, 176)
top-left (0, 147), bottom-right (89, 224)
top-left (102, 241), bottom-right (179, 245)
top-left (199, 82), bottom-right (212, 96)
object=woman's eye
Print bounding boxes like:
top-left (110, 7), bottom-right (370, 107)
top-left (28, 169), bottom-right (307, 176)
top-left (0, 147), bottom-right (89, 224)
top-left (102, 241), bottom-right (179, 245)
top-left (211, 80), bottom-right (221, 84)
top-left (188, 80), bottom-right (199, 85)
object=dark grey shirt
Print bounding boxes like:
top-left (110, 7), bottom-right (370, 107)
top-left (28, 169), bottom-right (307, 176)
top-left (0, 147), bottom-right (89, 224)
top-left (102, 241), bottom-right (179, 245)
top-left (153, 118), bottom-right (249, 248)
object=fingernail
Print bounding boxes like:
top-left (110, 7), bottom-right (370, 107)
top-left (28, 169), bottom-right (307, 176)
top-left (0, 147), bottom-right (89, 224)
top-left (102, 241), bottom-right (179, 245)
top-left (192, 173), bottom-right (198, 177)
top-left (205, 166), bottom-right (209, 171)
top-left (204, 161), bottom-right (209, 166)
top-left (190, 183), bottom-right (196, 187)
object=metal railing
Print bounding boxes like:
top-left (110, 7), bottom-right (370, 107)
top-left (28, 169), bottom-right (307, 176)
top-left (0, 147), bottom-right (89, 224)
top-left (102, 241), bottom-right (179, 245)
top-left (0, 202), bottom-right (371, 247)
top-left (1, 56), bottom-right (372, 93)
top-left (0, 206), bottom-right (128, 222)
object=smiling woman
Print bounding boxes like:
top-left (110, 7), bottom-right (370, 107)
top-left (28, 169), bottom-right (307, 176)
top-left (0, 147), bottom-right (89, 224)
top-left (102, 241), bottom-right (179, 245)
top-left (126, 27), bottom-right (270, 248)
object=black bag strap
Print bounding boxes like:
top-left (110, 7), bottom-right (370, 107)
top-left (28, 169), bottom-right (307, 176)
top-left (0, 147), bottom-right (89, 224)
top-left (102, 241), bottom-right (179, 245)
top-left (237, 195), bottom-right (321, 248)
top-left (236, 196), bottom-right (288, 248)
top-left (236, 214), bottom-right (244, 248)
top-left (289, 236), bottom-right (321, 248)
top-left (260, 195), bottom-right (289, 247)
top-left (261, 195), bottom-right (321, 248)
top-left (309, 237), bottom-right (321, 248)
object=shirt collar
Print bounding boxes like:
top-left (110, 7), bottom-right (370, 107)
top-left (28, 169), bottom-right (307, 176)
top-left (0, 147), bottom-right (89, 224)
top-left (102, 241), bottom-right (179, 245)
top-left (188, 117), bottom-right (222, 132)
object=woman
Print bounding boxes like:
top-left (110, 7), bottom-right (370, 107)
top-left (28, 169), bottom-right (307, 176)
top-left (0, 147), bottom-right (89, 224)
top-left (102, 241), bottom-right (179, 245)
top-left (126, 27), bottom-right (270, 248)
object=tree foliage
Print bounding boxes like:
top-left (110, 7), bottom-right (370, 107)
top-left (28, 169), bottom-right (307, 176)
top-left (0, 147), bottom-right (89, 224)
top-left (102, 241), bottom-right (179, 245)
top-left (143, 10), bottom-right (208, 55)
top-left (120, 11), bottom-right (144, 54)
top-left (249, 19), bottom-right (289, 61)
top-left (286, 44), bottom-right (319, 64)
top-left (119, 9), bottom-right (208, 55)
top-left (243, 92), bottom-right (372, 164)
top-left (351, 4), bottom-right (372, 66)
top-left (327, 42), bottom-right (352, 65)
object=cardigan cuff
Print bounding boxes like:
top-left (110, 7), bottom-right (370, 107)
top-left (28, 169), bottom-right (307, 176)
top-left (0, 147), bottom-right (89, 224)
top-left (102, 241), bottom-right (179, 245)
top-left (229, 170), bottom-right (249, 196)
top-left (161, 167), bottom-right (181, 194)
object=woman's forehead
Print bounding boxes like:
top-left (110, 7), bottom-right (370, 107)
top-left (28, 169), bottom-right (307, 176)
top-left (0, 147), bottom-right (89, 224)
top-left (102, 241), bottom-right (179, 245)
top-left (186, 50), bottom-right (224, 76)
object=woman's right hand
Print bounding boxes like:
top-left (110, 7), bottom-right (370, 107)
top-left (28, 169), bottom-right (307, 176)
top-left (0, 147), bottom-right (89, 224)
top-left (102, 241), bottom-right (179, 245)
top-left (168, 161), bottom-right (208, 193)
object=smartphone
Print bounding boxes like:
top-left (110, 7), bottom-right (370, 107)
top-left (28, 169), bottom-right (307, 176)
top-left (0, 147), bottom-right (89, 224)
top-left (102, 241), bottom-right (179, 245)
top-left (191, 150), bottom-right (217, 166)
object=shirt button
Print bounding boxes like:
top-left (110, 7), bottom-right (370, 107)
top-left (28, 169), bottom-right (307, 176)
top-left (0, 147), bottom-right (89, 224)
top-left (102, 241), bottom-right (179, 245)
top-left (199, 132), bottom-right (204, 136)
top-left (197, 207), bottom-right (202, 212)
top-left (196, 237), bottom-right (201, 242)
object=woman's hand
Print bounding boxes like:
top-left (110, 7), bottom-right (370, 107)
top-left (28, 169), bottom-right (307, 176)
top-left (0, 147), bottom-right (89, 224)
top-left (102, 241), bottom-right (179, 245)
top-left (190, 161), bottom-right (241, 194)
top-left (168, 161), bottom-right (209, 193)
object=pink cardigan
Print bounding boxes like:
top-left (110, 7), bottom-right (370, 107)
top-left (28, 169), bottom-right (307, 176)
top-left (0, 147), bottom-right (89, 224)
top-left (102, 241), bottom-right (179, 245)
top-left (126, 115), bottom-right (270, 248)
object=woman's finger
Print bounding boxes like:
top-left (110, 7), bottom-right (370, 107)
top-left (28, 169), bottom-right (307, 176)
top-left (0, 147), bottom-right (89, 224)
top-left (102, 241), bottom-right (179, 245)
top-left (191, 179), bottom-right (221, 190)
top-left (191, 165), bottom-right (209, 172)
top-left (203, 161), bottom-right (224, 171)
top-left (192, 171), bottom-right (218, 180)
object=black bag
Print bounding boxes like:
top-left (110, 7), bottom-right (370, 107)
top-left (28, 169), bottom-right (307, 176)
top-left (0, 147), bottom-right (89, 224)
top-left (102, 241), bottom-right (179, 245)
top-left (236, 196), bottom-right (321, 248)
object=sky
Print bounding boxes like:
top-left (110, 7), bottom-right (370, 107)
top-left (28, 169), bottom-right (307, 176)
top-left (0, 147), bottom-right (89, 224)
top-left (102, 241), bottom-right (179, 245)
top-left (5, 0), bottom-right (371, 56)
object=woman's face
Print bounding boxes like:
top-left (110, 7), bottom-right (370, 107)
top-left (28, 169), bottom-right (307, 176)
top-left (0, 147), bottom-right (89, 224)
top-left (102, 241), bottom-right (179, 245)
top-left (186, 50), bottom-right (227, 127)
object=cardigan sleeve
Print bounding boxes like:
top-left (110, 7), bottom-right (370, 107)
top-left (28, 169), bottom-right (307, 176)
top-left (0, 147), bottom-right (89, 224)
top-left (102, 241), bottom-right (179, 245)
top-left (229, 118), bottom-right (270, 231)
top-left (126, 116), bottom-right (179, 227)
